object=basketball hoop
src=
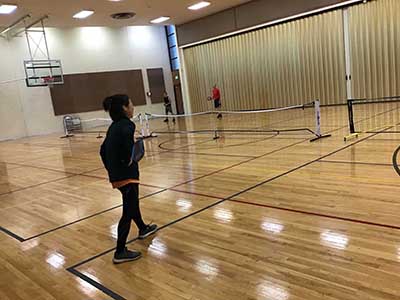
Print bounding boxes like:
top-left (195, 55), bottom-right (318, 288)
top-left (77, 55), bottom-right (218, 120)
top-left (43, 76), bottom-right (55, 88)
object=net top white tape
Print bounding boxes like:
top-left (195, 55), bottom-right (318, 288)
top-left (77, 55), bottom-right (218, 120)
top-left (79, 114), bottom-right (141, 124)
top-left (145, 102), bottom-right (313, 119)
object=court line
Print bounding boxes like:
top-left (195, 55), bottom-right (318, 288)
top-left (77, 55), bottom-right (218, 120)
top-left (166, 138), bottom-right (310, 189)
top-left (153, 151), bottom-right (258, 158)
top-left (158, 137), bottom-right (220, 151)
top-left (0, 166), bottom-right (113, 242)
top-left (0, 164), bottom-right (106, 197)
top-left (319, 160), bottom-right (392, 167)
top-left (0, 109), bottom-right (384, 244)
top-left (0, 226), bottom-right (24, 242)
top-left (66, 128), bottom-right (387, 300)
top-left (23, 188), bottom-right (231, 241)
top-left (392, 144), bottom-right (400, 176)
top-left (0, 123), bottom-right (382, 243)
top-left (158, 133), bottom-right (278, 151)
top-left (228, 199), bottom-right (400, 230)
top-left (0, 174), bottom-right (76, 197)
top-left (1, 161), bottom-right (93, 176)
top-left (68, 268), bottom-right (124, 300)
top-left (0, 125), bottom-right (348, 242)
top-left (23, 188), bottom-right (168, 242)
top-left (80, 137), bottom-right (310, 191)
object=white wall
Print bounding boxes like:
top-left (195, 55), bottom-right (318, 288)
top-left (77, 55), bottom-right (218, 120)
top-left (0, 25), bottom-right (174, 141)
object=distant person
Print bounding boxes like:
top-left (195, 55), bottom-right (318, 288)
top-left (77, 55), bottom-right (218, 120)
top-left (163, 91), bottom-right (176, 123)
top-left (212, 84), bottom-right (222, 119)
top-left (100, 94), bottom-right (157, 264)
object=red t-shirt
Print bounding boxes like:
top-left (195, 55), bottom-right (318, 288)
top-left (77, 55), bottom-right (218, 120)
top-left (212, 88), bottom-right (220, 100)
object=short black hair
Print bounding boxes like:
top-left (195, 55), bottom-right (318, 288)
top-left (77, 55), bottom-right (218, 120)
top-left (103, 94), bottom-right (130, 121)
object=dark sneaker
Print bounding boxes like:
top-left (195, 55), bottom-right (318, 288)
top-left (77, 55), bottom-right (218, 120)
top-left (138, 224), bottom-right (158, 239)
top-left (172, 118), bottom-right (176, 123)
top-left (164, 119), bottom-right (169, 122)
top-left (113, 248), bottom-right (141, 264)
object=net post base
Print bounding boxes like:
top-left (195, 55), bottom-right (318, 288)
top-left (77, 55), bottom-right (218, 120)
top-left (310, 134), bottom-right (331, 142)
top-left (344, 133), bottom-right (359, 141)
top-left (141, 133), bottom-right (158, 139)
top-left (60, 134), bottom-right (74, 139)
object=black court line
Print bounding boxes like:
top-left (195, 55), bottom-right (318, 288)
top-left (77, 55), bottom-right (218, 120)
top-left (158, 137), bottom-right (218, 151)
top-left (0, 174), bottom-right (76, 197)
top-left (66, 138), bottom-right (313, 268)
top-left (319, 160), bottom-right (392, 167)
top-left (67, 268), bottom-right (125, 300)
top-left (23, 188), bottom-right (168, 242)
top-left (0, 225), bottom-right (24, 242)
top-left (3, 124), bottom-right (338, 242)
top-left (66, 128), bottom-right (387, 300)
top-left (1, 161), bottom-right (83, 176)
top-left (0, 122), bottom-right (366, 243)
top-left (4, 185), bottom-right (223, 242)
top-left (0, 166), bottom-right (113, 242)
top-left (159, 133), bottom-right (278, 152)
top-left (392, 144), bottom-right (400, 176)
top-left (0, 164), bottom-right (107, 198)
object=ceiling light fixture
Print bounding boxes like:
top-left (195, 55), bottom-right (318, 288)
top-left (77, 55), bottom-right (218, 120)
top-left (0, 4), bottom-right (17, 14)
top-left (150, 16), bottom-right (170, 24)
top-left (73, 10), bottom-right (94, 19)
top-left (188, 1), bottom-right (211, 10)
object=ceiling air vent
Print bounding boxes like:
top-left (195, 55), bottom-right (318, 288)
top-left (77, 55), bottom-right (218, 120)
top-left (111, 12), bottom-right (136, 20)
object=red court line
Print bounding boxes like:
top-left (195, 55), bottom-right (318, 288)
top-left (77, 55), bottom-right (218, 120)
top-left (229, 198), bottom-right (400, 230)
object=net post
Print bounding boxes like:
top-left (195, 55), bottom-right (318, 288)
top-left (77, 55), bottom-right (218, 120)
top-left (347, 99), bottom-right (355, 134)
top-left (139, 114), bottom-right (145, 137)
top-left (141, 113), bottom-right (157, 139)
top-left (60, 116), bottom-right (74, 138)
top-left (309, 99), bottom-right (331, 142)
top-left (343, 99), bottom-right (360, 141)
top-left (314, 99), bottom-right (322, 137)
top-left (145, 114), bottom-right (150, 138)
top-left (213, 130), bottom-right (220, 140)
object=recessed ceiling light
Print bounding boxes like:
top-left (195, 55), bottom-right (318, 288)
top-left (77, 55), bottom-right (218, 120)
top-left (0, 4), bottom-right (17, 14)
top-left (150, 16), bottom-right (170, 24)
top-left (188, 1), bottom-right (211, 10)
top-left (73, 10), bottom-right (94, 19)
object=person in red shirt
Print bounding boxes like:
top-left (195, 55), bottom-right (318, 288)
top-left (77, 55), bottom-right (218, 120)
top-left (211, 84), bottom-right (222, 119)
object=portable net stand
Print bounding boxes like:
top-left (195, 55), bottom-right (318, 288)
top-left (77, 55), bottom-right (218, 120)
top-left (139, 114), bottom-right (156, 139)
top-left (61, 114), bottom-right (143, 139)
top-left (143, 100), bottom-right (331, 142)
top-left (345, 96), bottom-right (400, 141)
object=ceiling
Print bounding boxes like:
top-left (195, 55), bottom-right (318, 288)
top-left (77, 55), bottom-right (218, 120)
top-left (0, 0), bottom-right (251, 28)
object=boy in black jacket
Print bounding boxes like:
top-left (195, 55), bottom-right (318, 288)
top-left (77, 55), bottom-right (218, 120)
top-left (100, 94), bottom-right (157, 264)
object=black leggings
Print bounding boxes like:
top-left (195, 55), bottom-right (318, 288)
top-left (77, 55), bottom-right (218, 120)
top-left (165, 104), bottom-right (173, 115)
top-left (116, 183), bottom-right (146, 253)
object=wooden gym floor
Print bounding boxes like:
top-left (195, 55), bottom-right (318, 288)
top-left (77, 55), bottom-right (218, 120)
top-left (1, 104), bottom-right (400, 300)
